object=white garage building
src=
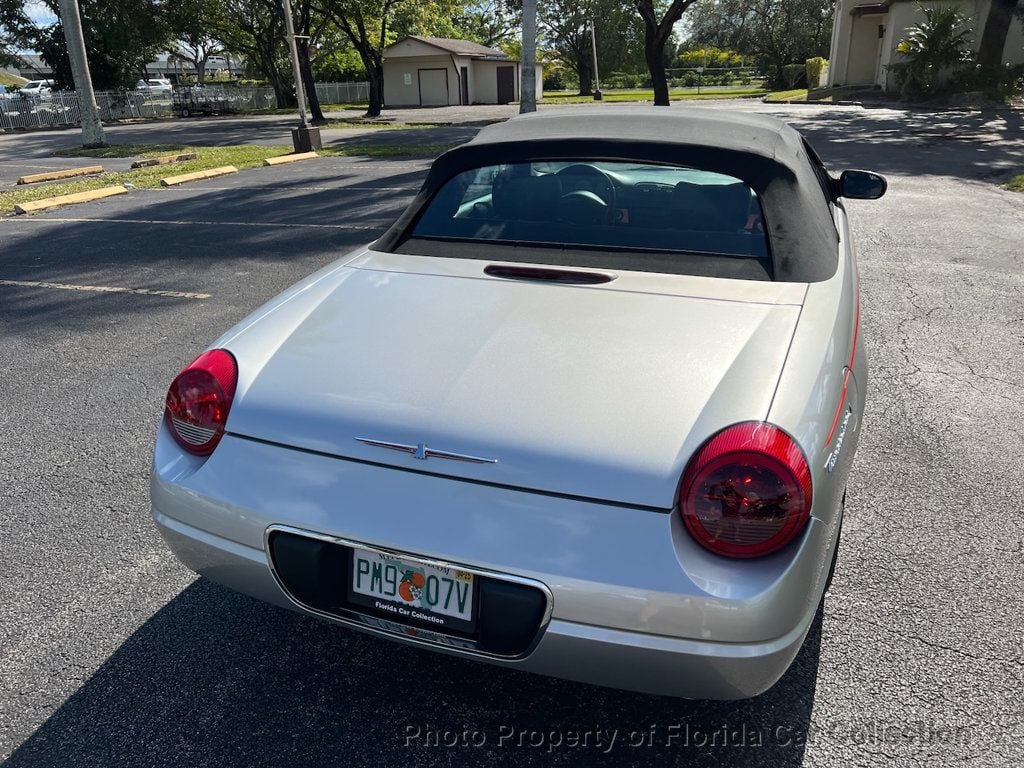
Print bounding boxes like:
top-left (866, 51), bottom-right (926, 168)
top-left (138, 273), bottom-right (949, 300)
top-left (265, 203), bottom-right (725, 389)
top-left (382, 36), bottom-right (544, 107)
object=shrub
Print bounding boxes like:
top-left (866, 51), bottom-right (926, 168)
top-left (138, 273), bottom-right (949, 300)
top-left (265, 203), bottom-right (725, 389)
top-left (893, 5), bottom-right (973, 98)
top-left (950, 61), bottom-right (1024, 102)
top-left (806, 57), bottom-right (828, 87)
top-left (543, 67), bottom-right (567, 91)
top-left (678, 47), bottom-right (743, 69)
top-left (782, 63), bottom-right (807, 89)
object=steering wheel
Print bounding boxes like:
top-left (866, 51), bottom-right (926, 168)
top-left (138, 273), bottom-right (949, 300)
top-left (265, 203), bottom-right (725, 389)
top-left (555, 164), bottom-right (617, 224)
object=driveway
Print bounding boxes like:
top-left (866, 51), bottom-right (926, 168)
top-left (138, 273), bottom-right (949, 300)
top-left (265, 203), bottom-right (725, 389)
top-left (0, 103), bottom-right (1021, 767)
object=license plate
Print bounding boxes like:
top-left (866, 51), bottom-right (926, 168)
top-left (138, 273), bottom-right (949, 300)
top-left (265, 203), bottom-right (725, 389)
top-left (349, 548), bottom-right (475, 630)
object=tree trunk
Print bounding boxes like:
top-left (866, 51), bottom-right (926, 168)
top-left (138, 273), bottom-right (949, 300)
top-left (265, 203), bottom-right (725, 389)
top-left (269, 65), bottom-right (294, 108)
top-left (197, 56), bottom-right (207, 85)
top-left (257, 39), bottom-right (294, 108)
top-left (365, 56), bottom-right (384, 117)
top-left (633, 0), bottom-right (695, 107)
top-left (772, 61), bottom-right (786, 91)
top-left (977, 0), bottom-right (1020, 71)
top-left (298, 40), bottom-right (324, 122)
top-left (577, 57), bottom-right (593, 96)
top-left (644, 31), bottom-right (669, 105)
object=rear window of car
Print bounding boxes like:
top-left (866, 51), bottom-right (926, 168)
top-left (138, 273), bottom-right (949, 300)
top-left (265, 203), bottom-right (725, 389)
top-left (403, 161), bottom-right (772, 281)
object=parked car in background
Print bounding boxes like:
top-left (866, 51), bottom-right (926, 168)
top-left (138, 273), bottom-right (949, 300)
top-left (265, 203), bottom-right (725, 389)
top-left (152, 108), bottom-right (886, 700)
top-left (135, 78), bottom-right (173, 96)
top-left (19, 79), bottom-right (54, 97)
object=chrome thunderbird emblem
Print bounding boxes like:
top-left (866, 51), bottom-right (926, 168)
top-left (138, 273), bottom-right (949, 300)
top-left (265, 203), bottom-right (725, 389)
top-left (355, 438), bottom-right (498, 465)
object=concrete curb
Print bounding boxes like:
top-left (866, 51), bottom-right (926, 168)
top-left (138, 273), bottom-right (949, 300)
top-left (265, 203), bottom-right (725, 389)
top-left (131, 153), bottom-right (198, 169)
top-left (263, 152), bottom-right (319, 166)
top-left (14, 185), bottom-right (128, 215)
top-left (17, 165), bottom-right (105, 185)
top-left (160, 166), bottom-right (238, 187)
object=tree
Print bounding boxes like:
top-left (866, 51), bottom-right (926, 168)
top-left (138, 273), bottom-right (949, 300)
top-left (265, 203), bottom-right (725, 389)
top-left (541, 0), bottom-right (644, 96)
top-left (894, 5), bottom-right (972, 97)
top-left (0, 0), bottom-right (29, 68)
top-left (684, 0), bottom-right (832, 89)
top-left (977, 0), bottom-right (1020, 72)
top-left (207, 0), bottom-right (294, 108)
top-left (315, 0), bottom-right (458, 117)
top-left (0, 0), bottom-right (172, 90)
top-left (167, 0), bottom-right (226, 85)
top-left (452, 0), bottom-right (520, 47)
top-left (294, 0), bottom-right (326, 122)
top-left (632, 0), bottom-right (697, 105)
top-left (314, 0), bottom-right (392, 117)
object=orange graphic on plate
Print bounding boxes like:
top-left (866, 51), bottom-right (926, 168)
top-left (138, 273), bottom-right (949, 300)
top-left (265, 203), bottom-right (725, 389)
top-left (398, 569), bottom-right (426, 602)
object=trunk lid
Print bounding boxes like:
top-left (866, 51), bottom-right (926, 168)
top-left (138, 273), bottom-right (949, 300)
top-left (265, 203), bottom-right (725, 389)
top-left (224, 252), bottom-right (805, 508)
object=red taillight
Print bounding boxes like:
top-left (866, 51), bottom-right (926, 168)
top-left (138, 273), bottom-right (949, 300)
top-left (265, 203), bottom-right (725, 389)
top-left (164, 349), bottom-right (238, 456)
top-left (679, 422), bottom-right (812, 559)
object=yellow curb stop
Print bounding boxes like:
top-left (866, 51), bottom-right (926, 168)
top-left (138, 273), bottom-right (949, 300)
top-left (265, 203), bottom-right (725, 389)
top-left (263, 152), bottom-right (320, 166)
top-left (130, 153), bottom-right (199, 169)
top-left (160, 166), bottom-right (239, 187)
top-left (14, 185), bottom-right (129, 215)
top-left (17, 165), bottom-right (105, 185)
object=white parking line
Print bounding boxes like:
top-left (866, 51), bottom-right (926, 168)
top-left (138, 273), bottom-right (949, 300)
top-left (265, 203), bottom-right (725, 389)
top-left (5, 217), bottom-right (381, 230)
top-left (0, 278), bottom-right (210, 300)
top-left (143, 185), bottom-right (418, 192)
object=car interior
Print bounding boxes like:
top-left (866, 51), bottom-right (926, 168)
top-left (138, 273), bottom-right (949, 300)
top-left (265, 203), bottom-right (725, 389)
top-left (408, 161), bottom-right (774, 281)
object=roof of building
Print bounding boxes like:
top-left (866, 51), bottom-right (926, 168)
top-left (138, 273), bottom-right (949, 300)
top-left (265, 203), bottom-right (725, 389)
top-left (386, 36), bottom-right (510, 59)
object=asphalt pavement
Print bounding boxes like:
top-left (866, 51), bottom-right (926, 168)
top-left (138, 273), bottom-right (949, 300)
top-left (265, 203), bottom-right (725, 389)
top-left (0, 102), bottom-right (1022, 767)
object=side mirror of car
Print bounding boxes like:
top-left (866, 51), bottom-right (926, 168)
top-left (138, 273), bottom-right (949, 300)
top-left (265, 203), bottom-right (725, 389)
top-left (838, 169), bottom-right (887, 200)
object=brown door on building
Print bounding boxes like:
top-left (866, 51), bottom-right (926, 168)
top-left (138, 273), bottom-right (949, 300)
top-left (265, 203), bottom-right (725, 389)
top-left (496, 66), bottom-right (515, 104)
top-left (460, 67), bottom-right (469, 105)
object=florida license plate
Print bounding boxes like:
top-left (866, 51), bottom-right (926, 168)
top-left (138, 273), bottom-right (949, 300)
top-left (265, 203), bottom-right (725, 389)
top-left (349, 548), bottom-right (475, 631)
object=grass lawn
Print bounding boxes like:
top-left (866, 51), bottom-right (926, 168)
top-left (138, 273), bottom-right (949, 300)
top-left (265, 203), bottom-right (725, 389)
top-left (2, 142), bottom-right (458, 213)
top-left (763, 89), bottom-right (809, 102)
top-left (239, 103), bottom-right (367, 116)
top-left (1007, 174), bottom-right (1024, 193)
top-left (763, 87), bottom-right (851, 103)
top-left (322, 143), bottom-right (460, 158)
top-left (318, 120), bottom-right (455, 130)
top-left (541, 87), bottom-right (767, 103)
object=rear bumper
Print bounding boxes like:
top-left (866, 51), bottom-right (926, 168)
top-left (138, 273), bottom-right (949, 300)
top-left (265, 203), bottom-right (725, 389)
top-left (155, 512), bottom-right (813, 699)
top-left (152, 429), bottom-right (838, 700)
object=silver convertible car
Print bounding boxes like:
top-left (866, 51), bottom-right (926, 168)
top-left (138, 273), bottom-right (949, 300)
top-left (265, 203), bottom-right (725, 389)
top-left (152, 108), bottom-right (885, 699)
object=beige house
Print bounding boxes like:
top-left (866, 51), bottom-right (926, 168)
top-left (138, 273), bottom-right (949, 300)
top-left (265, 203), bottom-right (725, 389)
top-left (382, 36), bottom-right (544, 107)
top-left (828, 0), bottom-right (1024, 90)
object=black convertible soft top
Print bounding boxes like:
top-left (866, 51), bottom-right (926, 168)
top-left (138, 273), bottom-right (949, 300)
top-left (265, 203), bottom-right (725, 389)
top-left (374, 108), bottom-right (840, 282)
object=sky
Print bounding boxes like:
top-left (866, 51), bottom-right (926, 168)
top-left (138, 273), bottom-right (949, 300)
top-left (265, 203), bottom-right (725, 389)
top-left (25, 1), bottom-right (57, 26)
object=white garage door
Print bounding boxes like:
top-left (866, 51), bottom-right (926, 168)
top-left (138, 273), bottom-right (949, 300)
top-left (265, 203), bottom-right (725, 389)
top-left (418, 69), bottom-right (449, 106)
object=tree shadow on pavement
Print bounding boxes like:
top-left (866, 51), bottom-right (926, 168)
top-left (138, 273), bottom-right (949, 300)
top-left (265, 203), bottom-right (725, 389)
top-left (4, 579), bottom-right (824, 768)
top-left (0, 163), bottom-right (429, 336)
top-left (782, 106), bottom-right (1024, 183)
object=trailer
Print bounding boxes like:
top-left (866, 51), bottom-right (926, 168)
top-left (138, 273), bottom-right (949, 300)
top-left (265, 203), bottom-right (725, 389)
top-left (172, 87), bottom-right (234, 118)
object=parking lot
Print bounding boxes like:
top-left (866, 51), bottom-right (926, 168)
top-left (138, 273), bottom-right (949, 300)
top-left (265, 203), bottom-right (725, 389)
top-left (1, 102), bottom-right (1022, 767)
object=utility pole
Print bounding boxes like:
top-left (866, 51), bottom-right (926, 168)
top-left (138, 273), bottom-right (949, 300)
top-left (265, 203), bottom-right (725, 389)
top-left (520, 0), bottom-right (537, 113)
top-left (56, 0), bottom-right (104, 147)
top-left (280, 0), bottom-right (320, 152)
top-left (590, 19), bottom-right (602, 101)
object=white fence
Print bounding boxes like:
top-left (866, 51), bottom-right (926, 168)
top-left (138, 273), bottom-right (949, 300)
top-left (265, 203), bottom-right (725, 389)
top-left (0, 82), bottom-right (370, 131)
top-left (314, 81), bottom-right (370, 105)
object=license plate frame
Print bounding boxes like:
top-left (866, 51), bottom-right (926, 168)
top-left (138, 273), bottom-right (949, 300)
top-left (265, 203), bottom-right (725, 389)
top-left (345, 547), bottom-right (478, 634)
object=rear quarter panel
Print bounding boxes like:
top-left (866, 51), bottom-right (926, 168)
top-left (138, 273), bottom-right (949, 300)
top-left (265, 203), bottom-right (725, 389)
top-left (767, 201), bottom-right (864, 582)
